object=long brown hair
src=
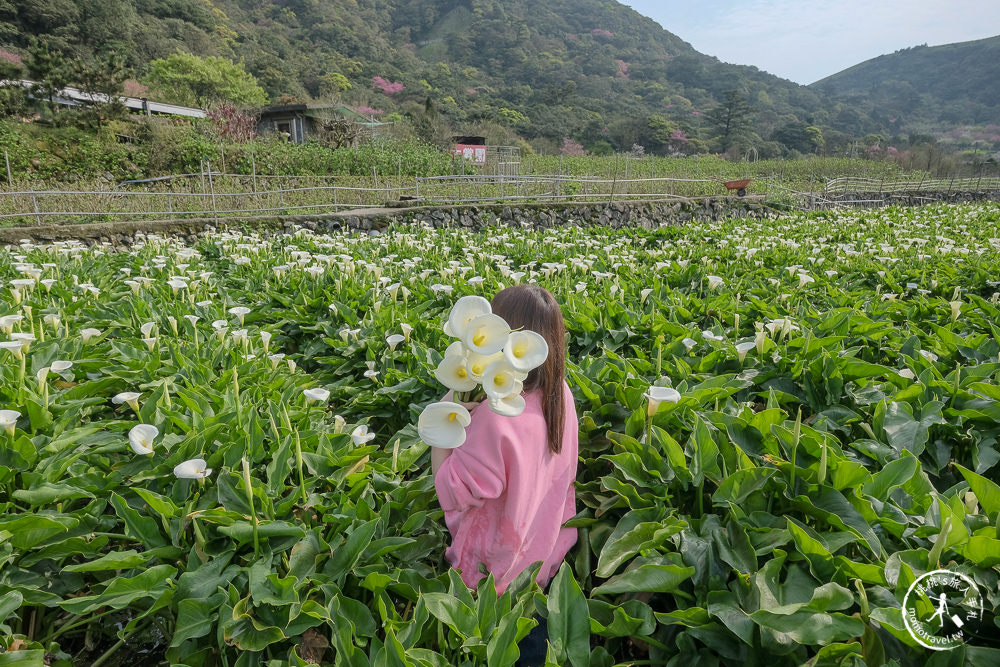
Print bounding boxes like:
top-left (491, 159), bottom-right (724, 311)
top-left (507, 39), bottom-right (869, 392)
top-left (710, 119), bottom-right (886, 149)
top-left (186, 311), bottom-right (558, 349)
top-left (491, 284), bottom-right (567, 454)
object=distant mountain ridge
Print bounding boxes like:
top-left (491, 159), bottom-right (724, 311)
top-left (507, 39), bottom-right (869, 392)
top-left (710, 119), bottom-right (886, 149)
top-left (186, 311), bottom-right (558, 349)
top-left (1, 0), bottom-right (996, 156)
top-left (811, 35), bottom-right (1000, 131)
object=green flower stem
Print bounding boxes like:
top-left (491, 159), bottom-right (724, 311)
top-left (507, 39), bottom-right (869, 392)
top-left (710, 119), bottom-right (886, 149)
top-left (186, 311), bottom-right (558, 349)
top-left (295, 430), bottom-right (307, 507)
top-left (632, 634), bottom-right (671, 653)
top-left (42, 607), bottom-right (119, 644)
top-left (192, 516), bottom-right (206, 551)
top-left (89, 614), bottom-right (158, 667)
top-left (17, 353), bottom-right (25, 402)
top-left (790, 407), bottom-right (802, 496)
top-left (242, 456), bottom-right (260, 558)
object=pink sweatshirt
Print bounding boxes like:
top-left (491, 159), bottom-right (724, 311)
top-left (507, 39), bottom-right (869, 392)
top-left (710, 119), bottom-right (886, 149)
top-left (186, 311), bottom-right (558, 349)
top-left (434, 382), bottom-right (578, 593)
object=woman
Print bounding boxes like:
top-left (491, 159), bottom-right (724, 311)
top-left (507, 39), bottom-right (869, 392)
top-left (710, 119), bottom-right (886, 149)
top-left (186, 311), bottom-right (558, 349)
top-left (431, 284), bottom-right (579, 660)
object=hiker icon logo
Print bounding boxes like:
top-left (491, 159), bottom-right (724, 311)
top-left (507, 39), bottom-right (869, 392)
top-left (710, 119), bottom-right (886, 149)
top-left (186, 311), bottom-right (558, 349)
top-left (902, 569), bottom-right (984, 651)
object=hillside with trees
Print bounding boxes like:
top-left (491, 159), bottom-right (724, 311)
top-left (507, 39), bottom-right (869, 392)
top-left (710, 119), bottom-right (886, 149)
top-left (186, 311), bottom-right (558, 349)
top-left (1, 0), bottom-right (997, 164)
top-left (812, 36), bottom-right (1000, 129)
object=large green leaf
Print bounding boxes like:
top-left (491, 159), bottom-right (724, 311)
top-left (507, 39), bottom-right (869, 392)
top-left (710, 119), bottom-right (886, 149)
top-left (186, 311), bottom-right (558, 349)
top-left (546, 564), bottom-right (590, 667)
top-left (955, 463), bottom-right (1000, 515)
top-left (421, 592), bottom-right (478, 639)
top-left (591, 560), bottom-right (694, 595)
top-left (62, 549), bottom-right (147, 572)
top-left (751, 610), bottom-right (865, 646)
top-left (880, 400), bottom-right (946, 456)
top-left (59, 564), bottom-right (177, 614)
top-left (171, 592), bottom-right (226, 647)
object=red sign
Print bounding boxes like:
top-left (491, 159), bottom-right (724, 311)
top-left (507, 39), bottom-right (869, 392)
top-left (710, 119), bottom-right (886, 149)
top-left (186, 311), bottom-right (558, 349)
top-left (453, 144), bottom-right (487, 165)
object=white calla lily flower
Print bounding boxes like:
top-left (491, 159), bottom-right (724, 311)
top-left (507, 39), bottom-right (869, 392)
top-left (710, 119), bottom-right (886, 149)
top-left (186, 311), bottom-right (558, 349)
top-left (0, 409), bottom-right (19, 435)
top-left (645, 386), bottom-right (681, 416)
top-left (489, 391), bottom-right (526, 417)
top-left (444, 340), bottom-right (468, 359)
top-left (446, 295), bottom-right (492, 340)
top-left (174, 458), bottom-right (212, 479)
top-left (465, 350), bottom-right (504, 382)
top-left (503, 330), bottom-right (548, 372)
top-left (461, 314), bottom-right (510, 356)
top-left (434, 354), bottom-right (478, 392)
top-left (0, 341), bottom-right (23, 359)
top-left (303, 387), bottom-right (330, 403)
top-left (735, 341), bottom-right (756, 362)
top-left (112, 391), bottom-right (141, 413)
top-left (229, 306), bottom-right (251, 324)
top-left (0, 314), bottom-right (23, 334)
top-left (386, 333), bottom-right (405, 350)
top-left (351, 424), bottom-right (376, 446)
top-left (482, 359), bottom-right (518, 400)
top-left (417, 401), bottom-right (472, 449)
top-left (128, 424), bottom-right (158, 455)
top-left (36, 367), bottom-right (50, 390)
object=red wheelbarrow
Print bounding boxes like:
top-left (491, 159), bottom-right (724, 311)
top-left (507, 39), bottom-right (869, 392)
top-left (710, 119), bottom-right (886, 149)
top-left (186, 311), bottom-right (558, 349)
top-left (722, 179), bottom-right (751, 196)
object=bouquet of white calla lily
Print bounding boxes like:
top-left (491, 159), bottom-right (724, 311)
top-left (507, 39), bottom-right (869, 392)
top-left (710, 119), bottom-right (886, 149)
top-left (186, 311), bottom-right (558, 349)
top-left (503, 330), bottom-right (548, 372)
top-left (418, 401), bottom-right (472, 449)
top-left (434, 354), bottom-right (478, 392)
top-left (128, 424), bottom-right (158, 455)
top-left (461, 314), bottom-right (511, 355)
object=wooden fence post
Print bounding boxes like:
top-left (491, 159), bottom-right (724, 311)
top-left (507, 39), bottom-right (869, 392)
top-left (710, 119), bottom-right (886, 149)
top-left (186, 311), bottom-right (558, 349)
top-left (30, 189), bottom-right (41, 225)
top-left (250, 147), bottom-right (258, 193)
top-left (207, 160), bottom-right (218, 223)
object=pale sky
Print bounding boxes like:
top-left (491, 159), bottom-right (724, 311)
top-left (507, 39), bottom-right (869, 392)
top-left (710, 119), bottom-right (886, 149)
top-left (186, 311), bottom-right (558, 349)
top-left (621, 0), bottom-right (1000, 85)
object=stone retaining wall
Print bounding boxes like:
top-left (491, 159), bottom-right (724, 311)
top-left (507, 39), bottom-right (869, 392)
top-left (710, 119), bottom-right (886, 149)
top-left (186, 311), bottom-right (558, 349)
top-left (826, 189), bottom-right (1000, 206)
top-left (0, 197), bottom-right (773, 246)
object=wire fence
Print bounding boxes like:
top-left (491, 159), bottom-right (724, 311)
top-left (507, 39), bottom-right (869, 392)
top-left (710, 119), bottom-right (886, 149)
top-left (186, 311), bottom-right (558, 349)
top-left (413, 174), bottom-right (733, 204)
top-left (2, 169), bottom-right (999, 227)
top-left (825, 176), bottom-right (1000, 194)
top-left (0, 172), bottom-right (753, 226)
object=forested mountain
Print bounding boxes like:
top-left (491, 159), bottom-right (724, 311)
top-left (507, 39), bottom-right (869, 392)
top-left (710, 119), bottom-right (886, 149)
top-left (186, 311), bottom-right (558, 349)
top-left (1, 0), bottom-right (996, 159)
top-left (811, 36), bottom-right (1000, 131)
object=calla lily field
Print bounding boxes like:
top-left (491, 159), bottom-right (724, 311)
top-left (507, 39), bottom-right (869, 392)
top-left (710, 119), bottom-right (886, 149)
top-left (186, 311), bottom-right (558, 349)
top-left (1, 202), bottom-right (1000, 666)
